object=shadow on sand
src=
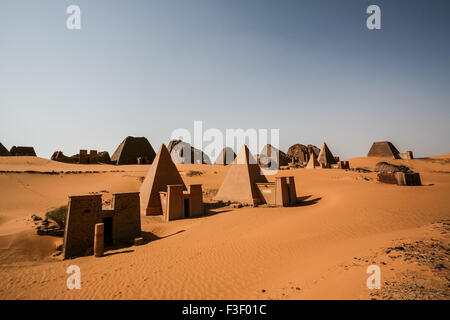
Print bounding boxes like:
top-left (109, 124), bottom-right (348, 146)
top-left (203, 202), bottom-right (232, 217)
top-left (293, 195), bottom-right (322, 207)
top-left (103, 249), bottom-right (135, 257)
top-left (140, 229), bottom-right (185, 243)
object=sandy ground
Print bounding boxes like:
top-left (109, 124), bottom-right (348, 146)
top-left (0, 155), bottom-right (449, 299)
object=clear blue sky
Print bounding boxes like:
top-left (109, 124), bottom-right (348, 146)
top-left (1, 0), bottom-right (449, 159)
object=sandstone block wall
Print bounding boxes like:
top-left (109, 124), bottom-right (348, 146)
top-left (63, 192), bottom-right (141, 259)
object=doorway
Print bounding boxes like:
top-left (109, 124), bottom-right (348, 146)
top-left (102, 217), bottom-right (113, 246)
top-left (184, 198), bottom-right (190, 218)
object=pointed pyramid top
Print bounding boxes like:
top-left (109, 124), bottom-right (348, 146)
top-left (317, 142), bottom-right (336, 165)
top-left (139, 144), bottom-right (186, 216)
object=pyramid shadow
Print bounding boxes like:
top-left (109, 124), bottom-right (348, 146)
top-left (103, 249), bottom-right (135, 257)
top-left (291, 195), bottom-right (321, 207)
top-left (140, 229), bottom-right (185, 244)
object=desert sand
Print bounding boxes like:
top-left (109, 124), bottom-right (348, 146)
top-left (0, 155), bottom-right (449, 299)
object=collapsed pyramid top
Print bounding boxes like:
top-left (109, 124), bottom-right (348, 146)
top-left (214, 145), bottom-right (268, 205)
top-left (139, 144), bottom-right (186, 215)
top-left (111, 136), bottom-right (156, 165)
top-left (367, 141), bottom-right (400, 159)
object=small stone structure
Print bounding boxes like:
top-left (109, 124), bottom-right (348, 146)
top-left (255, 176), bottom-right (297, 206)
top-left (63, 192), bottom-right (141, 259)
top-left (399, 151), bottom-right (414, 160)
top-left (10, 146), bottom-right (36, 156)
top-left (111, 136), bottom-right (156, 165)
top-left (332, 161), bottom-right (350, 170)
top-left (94, 223), bottom-right (104, 257)
top-left (51, 150), bottom-right (111, 164)
top-left (375, 162), bottom-right (421, 186)
top-left (79, 150), bottom-right (99, 164)
top-left (158, 184), bottom-right (204, 221)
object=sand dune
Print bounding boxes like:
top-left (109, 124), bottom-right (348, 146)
top-left (0, 156), bottom-right (449, 299)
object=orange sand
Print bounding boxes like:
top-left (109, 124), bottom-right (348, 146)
top-left (0, 155), bottom-right (449, 299)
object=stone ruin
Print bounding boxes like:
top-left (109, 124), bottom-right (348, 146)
top-left (167, 140), bottom-right (211, 164)
top-left (374, 162), bottom-right (421, 186)
top-left (258, 144), bottom-right (290, 169)
top-left (287, 144), bottom-right (320, 165)
top-left (111, 136), bottom-right (156, 165)
top-left (63, 192), bottom-right (141, 259)
top-left (214, 147), bottom-right (236, 165)
top-left (214, 145), bottom-right (297, 207)
top-left (368, 141), bottom-right (414, 160)
top-left (139, 144), bottom-right (204, 219)
top-left (51, 150), bottom-right (111, 164)
top-left (10, 146), bottom-right (36, 156)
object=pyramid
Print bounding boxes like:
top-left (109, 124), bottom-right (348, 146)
top-left (139, 144), bottom-right (186, 215)
top-left (214, 145), bottom-right (268, 205)
top-left (111, 136), bottom-right (156, 165)
top-left (306, 152), bottom-right (320, 168)
top-left (214, 147), bottom-right (236, 165)
top-left (10, 146), bottom-right (36, 156)
top-left (317, 142), bottom-right (336, 166)
top-left (367, 141), bottom-right (400, 159)
top-left (0, 143), bottom-right (11, 156)
top-left (259, 144), bottom-right (289, 168)
top-left (168, 140), bottom-right (211, 164)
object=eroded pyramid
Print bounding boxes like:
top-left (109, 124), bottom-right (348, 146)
top-left (111, 136), bottom-right (156, 165)
top-left (367, 141), bottom-right (400, 159)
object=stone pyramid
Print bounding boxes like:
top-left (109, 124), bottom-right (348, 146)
top-left (367, 141), bottom-right (400, 159)
top-left (214, 147), bottom-right (236, 165)
top-left (317, 142), bottom-right (336, 166)
top-left (139, 144), bottom-right (186, 216)
top-left (214, 145), bottom-right (268, 205)
top-left (111, 136), bottom-right (156, 165)
top-left (306, 151), bottom-right (320, 168)
top-left (259, 144), bottom-right (289, 168)
top-left (0, 143), bottom-right (11, 156)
